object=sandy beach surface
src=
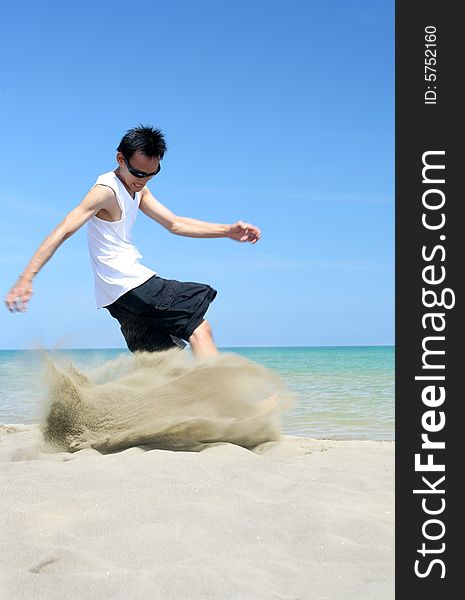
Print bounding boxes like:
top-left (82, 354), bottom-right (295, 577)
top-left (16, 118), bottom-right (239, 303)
top-left (0, 424), bottom-right (394, 600)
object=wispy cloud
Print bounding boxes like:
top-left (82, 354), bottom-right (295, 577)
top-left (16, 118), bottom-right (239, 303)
top-left (165, 185), bottom-right (392, 205)
top-left (167, 253), bottom-right (391, 272)
top-left (0, 255), bottom-right (31, 264)
top-left (0, 195), bottom-right (63, 219)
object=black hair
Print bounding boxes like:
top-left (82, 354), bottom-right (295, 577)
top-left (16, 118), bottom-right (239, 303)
top-left (117, 125), bottom-right (167, 159)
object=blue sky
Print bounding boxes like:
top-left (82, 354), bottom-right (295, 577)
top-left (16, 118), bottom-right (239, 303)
top-left (0, 0), bottom-right (393, 349)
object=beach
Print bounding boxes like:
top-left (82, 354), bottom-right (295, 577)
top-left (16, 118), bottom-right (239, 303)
top-left (0, 347), bottom-right (394, 599)
top-left (0, 424), bottom-right (394, 600)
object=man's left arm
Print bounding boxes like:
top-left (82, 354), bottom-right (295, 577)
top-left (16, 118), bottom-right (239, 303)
top-left (139, 187), bottom-right (261, 244)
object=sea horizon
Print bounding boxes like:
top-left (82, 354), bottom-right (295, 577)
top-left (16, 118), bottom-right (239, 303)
top-left (0, 343), bottom-right (394, 351)
top-left (0, 346), bottom-right (394, 442)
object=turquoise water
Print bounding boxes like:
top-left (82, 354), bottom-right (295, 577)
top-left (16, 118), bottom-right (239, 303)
top-left (0, 346), bottom-right (394, 441)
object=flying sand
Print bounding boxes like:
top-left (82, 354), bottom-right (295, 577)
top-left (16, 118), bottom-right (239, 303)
top-left (42, 349), bottom-right (295, 454)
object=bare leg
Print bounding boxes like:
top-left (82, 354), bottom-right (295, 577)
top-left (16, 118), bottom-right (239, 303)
top-left (189, 324), bottom-right (277, 413)
top-left (188, 320), bottom-right (218, 359)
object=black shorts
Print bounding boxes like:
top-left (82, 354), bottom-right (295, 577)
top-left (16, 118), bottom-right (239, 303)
top-left (105, 275), bottom-right (217, 353)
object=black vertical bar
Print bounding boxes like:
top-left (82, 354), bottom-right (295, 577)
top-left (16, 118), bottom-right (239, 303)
top-left (396, 1), bottom-right (462, 596)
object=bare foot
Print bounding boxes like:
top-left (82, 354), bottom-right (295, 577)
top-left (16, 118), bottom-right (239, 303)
top-left (255, 393), bottom-right (278, 416)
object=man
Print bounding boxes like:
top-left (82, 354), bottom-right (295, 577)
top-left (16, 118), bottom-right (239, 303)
top-left (4, 126), bottom-right (261, 358)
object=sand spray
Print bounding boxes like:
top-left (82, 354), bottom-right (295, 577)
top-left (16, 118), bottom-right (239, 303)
top-left (41, 349), bottom-right (296, 453)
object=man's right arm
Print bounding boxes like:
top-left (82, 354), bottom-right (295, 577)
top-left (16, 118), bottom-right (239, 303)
top-left (4, 185), bottom-right (114, 312)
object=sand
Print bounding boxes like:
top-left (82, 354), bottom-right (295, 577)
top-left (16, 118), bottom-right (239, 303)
top-left (41, 349), bottom-right (296, 453)
top-left (0, 351), bottom-right (394, 599)
top-left (0, 424), bottom-right (394, 600)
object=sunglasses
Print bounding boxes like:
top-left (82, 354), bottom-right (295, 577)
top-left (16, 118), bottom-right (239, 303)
top-left (123, 155), bottom-right (161, 178)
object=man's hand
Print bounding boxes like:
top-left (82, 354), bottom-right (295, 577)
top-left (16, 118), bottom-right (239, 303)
top-left (5, 277), bottom-right (33, 312)
top-left (227, 221), bottom-right (261, 244)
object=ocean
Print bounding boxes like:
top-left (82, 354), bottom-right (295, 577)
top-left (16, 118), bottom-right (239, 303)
top-left (0, 346), bottom-right (394, 441)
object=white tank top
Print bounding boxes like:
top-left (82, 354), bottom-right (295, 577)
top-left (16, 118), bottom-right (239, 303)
top-left (87, 171), bottom-right (156, 308)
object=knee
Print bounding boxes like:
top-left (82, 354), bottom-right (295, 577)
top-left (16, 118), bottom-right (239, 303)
top-left (190, 319), bottom-right (213, 341)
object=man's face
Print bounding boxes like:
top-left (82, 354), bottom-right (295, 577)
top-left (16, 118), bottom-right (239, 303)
top-left (117, 150), bottom-right (160, 193)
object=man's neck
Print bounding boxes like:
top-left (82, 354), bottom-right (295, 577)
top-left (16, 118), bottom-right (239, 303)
top-left (114, 167), bottom-right (136, 199)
